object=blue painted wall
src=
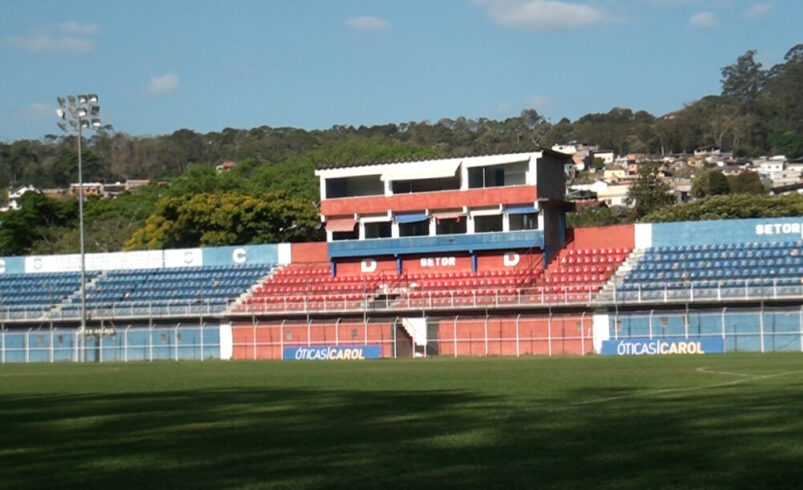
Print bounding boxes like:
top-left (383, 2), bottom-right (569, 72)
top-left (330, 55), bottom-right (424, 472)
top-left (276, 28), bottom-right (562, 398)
top-left (610, 307), bottom-right (802, 353)
top-left (1, 325), bottom-right (220, 363)
top-left (201, 244), bottom-right (278, 266)
top-left (651, 217), bottom-right (803, 247)
top-left (0, 256), bottom-right (25, 275)
top-left (328, 230), bottom-right (544, 259)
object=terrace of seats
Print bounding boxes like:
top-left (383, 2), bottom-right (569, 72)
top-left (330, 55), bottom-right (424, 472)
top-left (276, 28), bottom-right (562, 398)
top-left (60, 264), bottom-right (272, 317)
top-left (394, 267), bottom-right (544, 308)
top-left (0, 272), bottom-right (98, 320)
top-left (236, 246), bottom-right (631, 312)
top-left (535, 247), bottom-right (630, 303)
top-left (239, 263), bottom-right (384, 311)
top-left (615, 241), bottom-right (803, 302)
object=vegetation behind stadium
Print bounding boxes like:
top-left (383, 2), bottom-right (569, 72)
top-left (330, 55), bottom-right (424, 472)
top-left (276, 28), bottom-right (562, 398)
top-left (1, 44), bottom-right (802, 256)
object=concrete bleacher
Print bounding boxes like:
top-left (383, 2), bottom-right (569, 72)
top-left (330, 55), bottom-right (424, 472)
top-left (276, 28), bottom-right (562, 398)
top-left (615, 241), bottom-right (803, 302)
top-left (239, 263), bottom-right (387, 311)
top-left (537, 247), bottom-right (630, 303)
top-left (0, 272), bottom-right (100, 320)
top-left (61, 264), bottom-right (272, 317)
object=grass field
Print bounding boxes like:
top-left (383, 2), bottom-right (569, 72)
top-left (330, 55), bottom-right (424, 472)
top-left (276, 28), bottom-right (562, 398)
top-left (1, 354), bottom-right (802, 489)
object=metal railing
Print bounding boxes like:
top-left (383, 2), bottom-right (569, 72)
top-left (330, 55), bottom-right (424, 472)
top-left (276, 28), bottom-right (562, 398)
top-left (609, 279), bottom-right (803, 305)
top-left (0, 299), bottom-right (228, 323)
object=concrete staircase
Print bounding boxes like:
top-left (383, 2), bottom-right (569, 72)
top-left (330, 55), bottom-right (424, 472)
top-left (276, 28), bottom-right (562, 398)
top-left (594, 248), bottom-right (645, 305)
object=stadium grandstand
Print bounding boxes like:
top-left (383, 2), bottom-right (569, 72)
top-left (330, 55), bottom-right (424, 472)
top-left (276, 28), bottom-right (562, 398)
top-left (1, 150), bottom-right (802, 362)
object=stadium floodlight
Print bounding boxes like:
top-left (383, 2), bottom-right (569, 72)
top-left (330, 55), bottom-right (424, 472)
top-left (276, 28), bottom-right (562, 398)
top-left (55, 93), bottom-right (103, 362)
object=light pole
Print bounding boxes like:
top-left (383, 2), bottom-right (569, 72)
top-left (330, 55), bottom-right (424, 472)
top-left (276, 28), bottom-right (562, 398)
top-left (56, 94), bottom-right (101, 361)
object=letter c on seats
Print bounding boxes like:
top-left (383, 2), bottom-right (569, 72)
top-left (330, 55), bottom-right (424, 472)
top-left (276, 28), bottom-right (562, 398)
top-left (233, 247), bottom-right (247, 264)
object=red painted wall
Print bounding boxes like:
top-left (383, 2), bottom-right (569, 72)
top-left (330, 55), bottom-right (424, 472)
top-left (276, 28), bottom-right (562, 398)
top-left (291, 242), bottom-right (329, 263)
top-left (566, 225), bottom-right (634, 250)
top-left (402, 253), bottom-right (473, 273)
top-left (336, 257), bottom-right (397, 276)
top-left (321, 186), bottom-right (537, 217)
top-left (436, 314), bottom-right (592, 357)
top-left (475, 250), bottom-right (543, 272)
top-left (232, 321), bottom-right (394, 360)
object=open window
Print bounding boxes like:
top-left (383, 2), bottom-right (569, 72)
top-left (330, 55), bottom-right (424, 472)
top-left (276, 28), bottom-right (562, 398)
top-left (467, 161), bottom-right (528, 189)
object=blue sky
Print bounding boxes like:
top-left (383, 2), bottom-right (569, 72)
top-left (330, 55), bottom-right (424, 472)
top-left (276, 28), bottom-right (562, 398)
top-left (0, 0), bottom-right (800, 141)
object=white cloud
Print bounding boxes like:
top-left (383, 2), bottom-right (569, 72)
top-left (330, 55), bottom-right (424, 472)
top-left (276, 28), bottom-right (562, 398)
top-left (743, 3), bottom-right (772, 19)
top-left (2, 102), bottom-right (55, 122)
top-left (476, 0), bottom-right (616, 30)
top-left (526, 95), bottom-right (551, 110)
top-left (345, 16), bottom-right (390, 31)
top-left (57, 22), bottom-right (100, 36)
top-left (2, 22), bottom-right (98, 53)
top-left (147, 73), bottom-right (180, 94)
top-left (688, 11), bottom-right (718, 27)
top-left (497, 101), bottom-right (513, 114)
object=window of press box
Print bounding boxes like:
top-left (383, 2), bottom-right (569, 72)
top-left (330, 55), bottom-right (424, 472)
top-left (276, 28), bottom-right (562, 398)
top-left (364, 221), bottom-right (392, 239)
top-left (508, 213), bottom-right (538, 231)
top-left (435, 217), bottom-right (467, 235)
top-left (467, 161), bottom-right (527, 189)
top-left (391, 175), bottom-right (460, 194)
top-left (399, 220), bottom-right (430, 237)
top-left (325, 175), bottom-right (384, 198)
top-left (332, 229), bottom-right (358, 241)
top-left (473, 214), bottom-right (503, 233)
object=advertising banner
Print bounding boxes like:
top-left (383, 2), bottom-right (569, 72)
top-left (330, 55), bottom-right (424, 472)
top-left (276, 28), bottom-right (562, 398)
top-left (283, 345), bottom-right (382, 361)
top-left (601, 337), bottom-right (724, 356)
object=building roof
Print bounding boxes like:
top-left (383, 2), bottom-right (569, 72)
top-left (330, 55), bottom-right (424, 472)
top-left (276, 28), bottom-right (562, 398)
top-left (314, 148), bottom-right (570, 172)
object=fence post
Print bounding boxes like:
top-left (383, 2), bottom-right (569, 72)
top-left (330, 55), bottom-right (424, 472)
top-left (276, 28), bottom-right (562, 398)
top-left (484, 315), bottom-right (489, 357)
top-left (799, 305), bottom-right (803, 353)
top-left (50, 328), bottom-right (54, 363)
top-left (124, 326), bottom-right (129, 362)
top-left (253, 320), bottom-right (257, 360)
top-left (1, 327), bottom-right (4, 364)
top-left (149, 323), bottom-right (153, 362)
top-left (649, 309), bottom-right (654, 339)
top-left (25, 328), bottom-right (31, 363)
top-left (174, 325), bottom-right (179, 361)
top-left (721, 307), bottom-right (727, 353)
top-left (335, 318), bottom-right (340, 346)
top-left (280, 320), bottom-right (285, 359)
top-left (453, 316), bottom-right (458, 358)
top-left (548, 309), bottom-right (552, 357)
top-left (580, 312), bottom-right (586, 356)
top-left (759, 303), bottom-right (765, 353)
top-left (516, 313), bottom-right (521, 357)
top-left (200, 323), bottom-right (204, 361)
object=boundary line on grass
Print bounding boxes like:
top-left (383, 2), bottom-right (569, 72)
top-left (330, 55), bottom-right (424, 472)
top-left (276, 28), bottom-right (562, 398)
top-left (505, 368), bottom-right (803, 415)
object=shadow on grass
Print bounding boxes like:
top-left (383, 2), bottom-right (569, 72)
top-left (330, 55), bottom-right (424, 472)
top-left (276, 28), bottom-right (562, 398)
top-left (1, 382), bottom-right (802, 489)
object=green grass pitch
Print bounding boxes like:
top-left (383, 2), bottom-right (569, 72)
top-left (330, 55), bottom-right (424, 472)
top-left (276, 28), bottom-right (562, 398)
top-left (1, 354), bottom-right (802, 489)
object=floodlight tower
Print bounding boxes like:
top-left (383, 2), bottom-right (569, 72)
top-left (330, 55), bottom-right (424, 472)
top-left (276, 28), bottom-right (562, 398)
top-left (56, 94), bottom-right (101, 361)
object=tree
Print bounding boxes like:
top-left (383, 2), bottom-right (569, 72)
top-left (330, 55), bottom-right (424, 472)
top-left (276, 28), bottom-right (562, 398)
top-left (692, 170), bottom-right (730, 198)
top-left (626, 163), bottom-right (674, 219)
top-left (124, 190), bottom-right (322, 250)
top-left (721, 50), bottom-right (767, 104)
top-left (645, 193), bottom-right (803, 222)
top-left (729, 170), bottom-right (766, 195)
